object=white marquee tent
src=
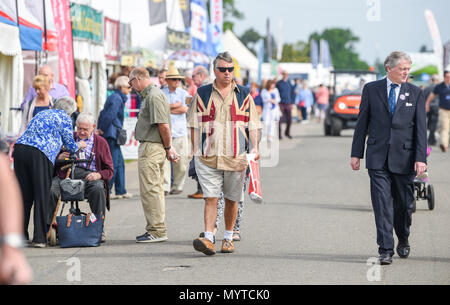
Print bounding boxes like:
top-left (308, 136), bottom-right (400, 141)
top-left (222, 30), bottom-right (259, 81)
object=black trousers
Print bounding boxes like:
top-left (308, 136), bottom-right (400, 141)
top-left (49, 167), bottom-right (107, 223)
top-left (279, 103), bottom-right (293, 137)
top-left (13, 144), bottom-right (54, 243)
top-left (368, 167), bottom-right (415, 255)
top-left (427, 106), bottom-right (439, 145)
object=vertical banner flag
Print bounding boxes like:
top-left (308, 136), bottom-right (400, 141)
top-left (191, 0), bottom-right (214, 56)
top-left (119, 22), bottom-right (131, 52)
top-left (179, 0), bottom-right (190, 30)
top-left (191, 0), bottom-right (207, 43)
top-left (210, 0), bottom-right (222, 44)
top-left (424, 10), bottom-right (443, 77)
top-left (444, 41), bottom-right (450, 71)
top-left (276, 18), bottom-right (282, 61)
top-left (320, 39), bottom-right (332, 68)
top-left (51, 0), bottom-right (75, 98)
top-left (310, 39), bottom-right (319, 69)
top-left (148, 0), bottom-right (167, 26)
top-left (266, 18), bottom-right (272, 61)
top-left (104, 17), bottom-right (120, 61)
top-left (257, 38), bottom-right (264, 86)
top-left (210, 0), bottom-right (223, 54)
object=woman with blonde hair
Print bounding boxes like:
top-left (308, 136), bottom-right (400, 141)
top-left (19, 75), bottom-right (54, 135)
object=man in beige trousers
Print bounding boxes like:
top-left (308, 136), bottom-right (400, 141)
top-left (129, 67), bottom-right (178, 243)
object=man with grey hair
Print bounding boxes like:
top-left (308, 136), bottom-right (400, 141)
top-left (187, 51), bottom-right (262, 255)
top-left (350, 51), bottom-right (427, 265)
top-left (192, 65), bottom-right (210, 88)
top-left (50, 112), bottom-right (114, 243)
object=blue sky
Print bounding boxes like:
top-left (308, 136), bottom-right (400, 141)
top-left (232, 0), bottom-right (450, 65)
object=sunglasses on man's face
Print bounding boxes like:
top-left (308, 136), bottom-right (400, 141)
top-left (216, 67), bottom-right (234, 73)
top-left (128, 77), bottom-right (136, 87)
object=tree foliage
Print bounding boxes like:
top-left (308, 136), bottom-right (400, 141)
top-left (280, 41), bottom-right (310, 63)
top-left (222, 0), bottom-right (244, 32)
top-left (309, 28), bottom-right (369, 70)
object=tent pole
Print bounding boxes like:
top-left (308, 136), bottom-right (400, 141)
top-left (43, 0), bottom-right (48, 61)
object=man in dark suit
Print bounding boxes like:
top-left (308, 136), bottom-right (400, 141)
top-left (350, 51), bottom-right (427, 265)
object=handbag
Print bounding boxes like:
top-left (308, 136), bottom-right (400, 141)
top-left (60, 179), bottom-right (85, 202)
top-left (56, 213), bottom-right (103, 248)
top-left (116, 127), bottom-right (127, 146)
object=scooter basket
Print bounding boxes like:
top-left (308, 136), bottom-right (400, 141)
top-left (60, 178), bottom-right (85, 202)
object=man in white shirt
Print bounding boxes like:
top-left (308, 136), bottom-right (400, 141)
top-left (161, 67), bottom-right (191, 195)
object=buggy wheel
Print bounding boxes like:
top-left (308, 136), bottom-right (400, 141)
top-left (49, 227), bottom-right (57, 246)
top-left (427, 184), bottom-right (435, 210)
top-left (330, 117), bottom-right (342, 136)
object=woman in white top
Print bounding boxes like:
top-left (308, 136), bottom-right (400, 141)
top-left (260, 79), bottom-right (281, 141)
top-left (19, 75), bottom-right (54, 136)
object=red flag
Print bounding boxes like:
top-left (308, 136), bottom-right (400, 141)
top-left (50, 0), bottom-right (75, 98)
top-left (247, 154), bottom-right (263, 203)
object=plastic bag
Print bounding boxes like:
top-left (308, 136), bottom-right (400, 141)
top-left (247, 154), bottom-right (263, 203)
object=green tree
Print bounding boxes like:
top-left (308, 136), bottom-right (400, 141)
top-left (309, 28), bottom-right (369, 70)
top-left (280, 41), bottom-right (310, 63)
top-left (239, 28), bottom-right (262, 55)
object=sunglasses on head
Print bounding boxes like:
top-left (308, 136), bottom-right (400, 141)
top-left (217, 67), bottom-right (234, 73)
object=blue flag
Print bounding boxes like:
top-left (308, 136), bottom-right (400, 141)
top-left (190, 0), bottom-right (216, 57)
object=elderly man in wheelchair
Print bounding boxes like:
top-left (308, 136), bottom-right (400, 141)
top-left (49, 112), bottom-right (114, 243)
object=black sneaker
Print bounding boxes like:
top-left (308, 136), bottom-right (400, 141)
top-left (136, 232), bottom-right (168, 243)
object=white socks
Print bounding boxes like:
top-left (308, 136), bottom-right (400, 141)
top-left (224, 230), bottom-right (233, 241)
top-left (204, 231), bottom-right (214, 243)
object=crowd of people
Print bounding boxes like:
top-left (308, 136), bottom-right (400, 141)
top-left (1, 48), bottom-right (450, 282)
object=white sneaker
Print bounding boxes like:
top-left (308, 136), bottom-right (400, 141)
top-left (120, 193), bottom-right (133, 199)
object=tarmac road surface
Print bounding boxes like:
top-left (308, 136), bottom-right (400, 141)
top-left (24, 120), bottom-right (450, 285)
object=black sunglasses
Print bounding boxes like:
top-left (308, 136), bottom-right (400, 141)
top-left (128, 77), bottom-right (136, 86)
top-left (217, 67), bottom-right (234, 73)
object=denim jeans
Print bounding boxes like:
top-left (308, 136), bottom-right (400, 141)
top-left (107, 138), bottom-right (127, 195)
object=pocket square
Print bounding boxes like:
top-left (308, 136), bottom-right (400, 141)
top-left (406, 102), bottom-right (413, 106)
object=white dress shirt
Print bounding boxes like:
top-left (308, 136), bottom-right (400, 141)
top-left (386, 77), bottom-right (401, 103)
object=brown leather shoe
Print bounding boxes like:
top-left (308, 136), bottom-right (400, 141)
top-left (193, 238), bottom-right (216, 255)
top-left (188, 192), bottom-right (203, 199)
top-left (440, 144), bottom-right (447, 152)
top-left (221, 239), bottom-right (235, 253)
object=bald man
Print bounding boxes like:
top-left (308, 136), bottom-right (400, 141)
top-left (21, 65), bottom-right (70, 110)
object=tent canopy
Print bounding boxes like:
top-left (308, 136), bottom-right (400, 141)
top-left (222, 30), bottom-right (258, 73)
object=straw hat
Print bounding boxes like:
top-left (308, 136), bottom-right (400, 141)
top-left (165, 65), bottom-right (184, 79)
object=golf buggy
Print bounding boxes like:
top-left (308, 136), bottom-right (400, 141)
top-left (324, 70), bottom-right (378, 136)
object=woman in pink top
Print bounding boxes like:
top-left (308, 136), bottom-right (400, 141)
top-left (315, 84), bottom-right (329, 122)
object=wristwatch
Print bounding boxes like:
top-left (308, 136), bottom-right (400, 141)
top-left (164, 146), bottom-right (171, 150)
top-left (0, 234), bottom-right (25, 249)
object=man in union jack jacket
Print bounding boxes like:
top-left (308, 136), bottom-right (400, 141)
top-left (187, 52), bottom-right (261, 256)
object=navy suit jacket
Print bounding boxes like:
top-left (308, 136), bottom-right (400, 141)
top-left (351, 78), bottom-right (427, 174)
